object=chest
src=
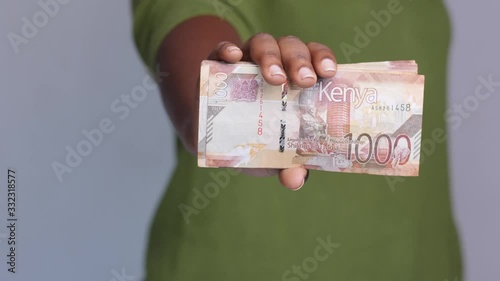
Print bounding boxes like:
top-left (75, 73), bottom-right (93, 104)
top-left (257, 0), bottom-right (450, 63)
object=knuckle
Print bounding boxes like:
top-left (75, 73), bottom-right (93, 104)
top-left (259, 50), bottom-right (281, 61)
top-left (284, 52), bottom-right (311, 64)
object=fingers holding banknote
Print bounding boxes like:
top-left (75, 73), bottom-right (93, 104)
top-left (209, 33), bottom-right (338, 85)
top-left (208, 33), bottom-right (337, 190)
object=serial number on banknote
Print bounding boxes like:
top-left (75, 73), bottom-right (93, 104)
top-left (257, 86), bottom-right (264, 136)
top-left (371, 104), bottom-right (412, 111)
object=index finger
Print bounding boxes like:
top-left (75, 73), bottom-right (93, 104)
top-left (241, 33), bottom-right (287, 86)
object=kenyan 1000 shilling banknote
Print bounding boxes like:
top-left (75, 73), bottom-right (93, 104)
top-left (198, 60), bottom-right (425, 176)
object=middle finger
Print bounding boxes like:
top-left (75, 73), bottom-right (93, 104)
top-left (278, 36), bottom-right (317, 88)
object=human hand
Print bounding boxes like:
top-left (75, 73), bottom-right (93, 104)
top-left (206, 33), bottom-right (338, 190)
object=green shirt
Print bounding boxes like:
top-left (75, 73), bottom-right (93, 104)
top-left (133, 0), bottom-right (462, 280)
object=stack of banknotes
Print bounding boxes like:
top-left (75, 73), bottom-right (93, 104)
top-left (198, 60), bottom-right (425, 176)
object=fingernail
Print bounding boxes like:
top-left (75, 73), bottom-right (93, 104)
top-left (299, 67), bottom-right (316, 80)
top-left (292, 171), bottom-right (309, 191)
top-left (270, 65), bottom-right (286, 78)
top-left (227, 46), bottom-right (240, 52)
top-left (321, 58), bottom-right (336, 72)
top-left (292, 178), bottom-right (305, 191)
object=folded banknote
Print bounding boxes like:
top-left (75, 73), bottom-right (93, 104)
top-left (198, 60), bottom-right (425, 176)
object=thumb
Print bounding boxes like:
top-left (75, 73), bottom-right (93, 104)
top-left (279, 168), bottom-right (309, 191)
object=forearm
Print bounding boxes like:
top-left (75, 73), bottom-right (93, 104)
top-left (156, 16), bottom-right (242, 154)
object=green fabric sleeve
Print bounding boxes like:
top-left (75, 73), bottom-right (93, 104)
top-left (132, 0), bottom-right (255, 70)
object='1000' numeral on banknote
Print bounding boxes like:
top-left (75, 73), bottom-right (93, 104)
top-left (198, 60), bottom-right (425, 176)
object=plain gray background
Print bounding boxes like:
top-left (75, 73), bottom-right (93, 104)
top-left (0, 0), bottom-right (498, 281)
